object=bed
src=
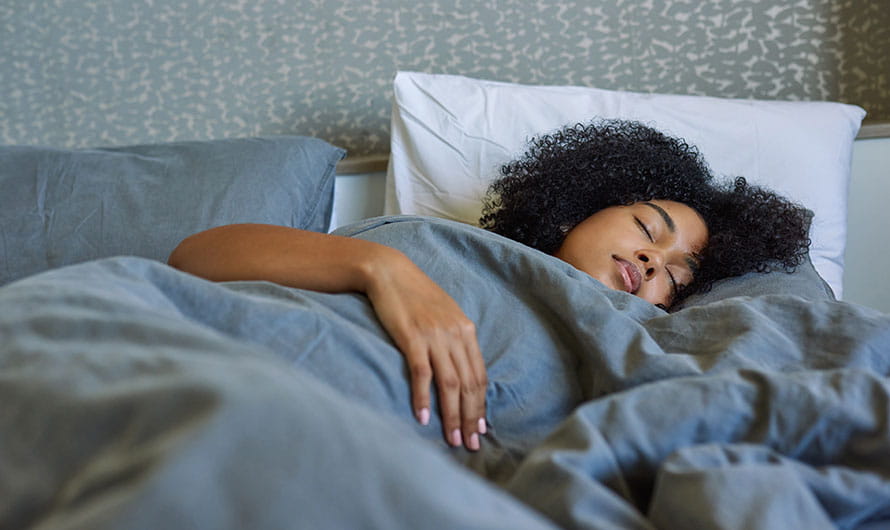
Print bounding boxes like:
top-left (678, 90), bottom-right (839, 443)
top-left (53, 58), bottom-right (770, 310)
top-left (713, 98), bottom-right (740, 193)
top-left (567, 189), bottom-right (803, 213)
top-left (2, 72), bottom-right (889, 529)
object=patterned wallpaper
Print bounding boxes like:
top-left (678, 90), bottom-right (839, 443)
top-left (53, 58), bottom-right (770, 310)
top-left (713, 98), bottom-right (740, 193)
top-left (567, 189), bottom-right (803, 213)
top-left (1, 0), bottom-right (887, 156)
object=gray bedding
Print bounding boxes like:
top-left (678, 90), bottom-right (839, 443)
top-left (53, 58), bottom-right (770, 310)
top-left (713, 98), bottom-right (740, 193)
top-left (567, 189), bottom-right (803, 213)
top-left (2, 216), bottom-right (888, 529)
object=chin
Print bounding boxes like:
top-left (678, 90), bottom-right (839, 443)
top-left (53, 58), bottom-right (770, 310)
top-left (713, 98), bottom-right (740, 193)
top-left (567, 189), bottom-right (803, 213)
top-left (603, 279), bottom-right (624, 294)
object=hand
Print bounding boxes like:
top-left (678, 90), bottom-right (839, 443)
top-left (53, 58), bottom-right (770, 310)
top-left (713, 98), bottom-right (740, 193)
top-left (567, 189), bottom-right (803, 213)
top-left (364, 252), bottom-right (488, 451)
top-left (168, 225), bottom-right (488, 449)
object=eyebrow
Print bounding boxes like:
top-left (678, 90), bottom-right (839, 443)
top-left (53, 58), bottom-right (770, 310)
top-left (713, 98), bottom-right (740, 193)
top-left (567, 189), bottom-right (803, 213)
top-left (642, 202), bottom-right (675, 232)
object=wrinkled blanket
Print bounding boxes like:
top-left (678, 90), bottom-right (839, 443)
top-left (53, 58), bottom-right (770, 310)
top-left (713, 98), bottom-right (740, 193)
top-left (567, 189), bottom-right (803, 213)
top-left (1, 216), bottom-right (888, 529)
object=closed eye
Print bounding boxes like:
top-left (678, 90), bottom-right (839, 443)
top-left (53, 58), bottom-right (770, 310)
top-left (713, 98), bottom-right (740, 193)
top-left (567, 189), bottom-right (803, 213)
top-left (667, 268), bottom-right (678, 297)
top-left (637, 214), bottom-right (683, 300)
top-left (634, 217), bottom-right (653, 242)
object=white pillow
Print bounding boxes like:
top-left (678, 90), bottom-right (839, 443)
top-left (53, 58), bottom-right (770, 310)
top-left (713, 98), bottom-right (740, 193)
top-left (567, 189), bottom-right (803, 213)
top-left (385, 71), bottom-right (865, 298)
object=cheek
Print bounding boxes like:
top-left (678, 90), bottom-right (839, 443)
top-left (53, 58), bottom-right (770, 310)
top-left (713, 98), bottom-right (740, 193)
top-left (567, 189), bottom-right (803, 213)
top-left (637, 279), bottom-right (672, 306)
top-left (562, 255), bottom-right (616, 289)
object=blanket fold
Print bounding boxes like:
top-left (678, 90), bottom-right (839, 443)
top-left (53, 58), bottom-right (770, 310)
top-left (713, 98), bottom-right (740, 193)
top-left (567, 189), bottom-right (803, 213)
top-left (2, 216), bottom-right (888, 529)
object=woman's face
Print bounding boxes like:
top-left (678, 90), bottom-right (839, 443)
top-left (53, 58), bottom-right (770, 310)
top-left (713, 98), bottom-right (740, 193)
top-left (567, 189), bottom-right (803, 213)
top-left (554, 200), bottom-right (708, 308)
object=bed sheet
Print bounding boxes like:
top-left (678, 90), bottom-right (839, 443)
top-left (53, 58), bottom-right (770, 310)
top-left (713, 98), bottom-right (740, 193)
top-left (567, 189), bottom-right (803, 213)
top-left (1, 216), bottom-right (888, 529)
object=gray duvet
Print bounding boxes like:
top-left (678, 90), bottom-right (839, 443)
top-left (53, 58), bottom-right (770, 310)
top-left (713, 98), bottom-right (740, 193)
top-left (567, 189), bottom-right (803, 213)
top-left (1, 216), bottom-right (888, 529)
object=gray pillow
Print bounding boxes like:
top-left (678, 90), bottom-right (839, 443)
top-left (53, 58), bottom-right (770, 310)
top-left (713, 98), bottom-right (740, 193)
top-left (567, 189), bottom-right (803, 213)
top-left (673, 255), bottom-right (836, 311)
top-left (0, 136), bottom-right (345, 286)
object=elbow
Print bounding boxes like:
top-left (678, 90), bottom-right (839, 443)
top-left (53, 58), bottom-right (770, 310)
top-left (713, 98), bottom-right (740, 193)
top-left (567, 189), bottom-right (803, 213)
top-left (167, 235), bottom-right (195, 271)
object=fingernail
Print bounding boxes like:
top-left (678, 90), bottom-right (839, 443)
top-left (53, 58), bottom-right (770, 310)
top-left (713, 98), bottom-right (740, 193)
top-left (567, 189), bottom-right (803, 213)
top-left (478, 417), bottom-right (487, 435)
top-left (450, 429), bottom-right (462, 447)
top-left (417, 408), bottom-right (430, 426)
top-left (469, 433), bottom-right (480, 451)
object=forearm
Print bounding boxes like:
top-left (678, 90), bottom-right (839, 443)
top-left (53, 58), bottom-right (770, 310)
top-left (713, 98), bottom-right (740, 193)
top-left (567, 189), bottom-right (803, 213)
top-left (169, 222), bottom-right (488, 450)
top-left (167, 223), bottom-right (402, 294)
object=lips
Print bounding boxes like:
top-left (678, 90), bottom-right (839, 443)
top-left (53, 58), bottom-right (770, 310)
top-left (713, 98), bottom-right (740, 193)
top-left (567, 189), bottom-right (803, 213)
top-left (614, 257), bottom-right (642, 294)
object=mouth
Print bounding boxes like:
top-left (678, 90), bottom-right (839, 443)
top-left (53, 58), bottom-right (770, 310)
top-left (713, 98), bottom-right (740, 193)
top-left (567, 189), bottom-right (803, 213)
top-left (613, 256), bottom-right (642, 294)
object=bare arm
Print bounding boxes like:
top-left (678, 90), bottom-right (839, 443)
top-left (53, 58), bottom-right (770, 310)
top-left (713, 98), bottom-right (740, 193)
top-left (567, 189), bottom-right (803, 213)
top-left (168, 223), bottom-right (395, 292)
top-left (168, 224), bottom-right (488, 450)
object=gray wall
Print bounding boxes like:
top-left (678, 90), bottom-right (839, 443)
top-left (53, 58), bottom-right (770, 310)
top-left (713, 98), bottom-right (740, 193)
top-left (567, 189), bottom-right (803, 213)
top-left (2, 0), bottom-right (887, 156)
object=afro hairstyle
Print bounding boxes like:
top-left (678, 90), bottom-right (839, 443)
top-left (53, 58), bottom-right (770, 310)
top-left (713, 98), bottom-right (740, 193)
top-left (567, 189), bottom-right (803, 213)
top-left (479, 119), bottom-right (812, 305)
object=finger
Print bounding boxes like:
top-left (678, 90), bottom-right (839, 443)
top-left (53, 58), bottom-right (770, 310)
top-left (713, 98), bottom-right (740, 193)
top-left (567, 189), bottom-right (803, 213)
top-left (406, 351), bottom-right (433, 426)
top-left (462, 325), bottom-right (488, 435)
top-left (449, 339), bottom-right (485, 452)
top-left (390, 330), bottom-right (434, 426)
top-left (429, 348), bottom-right (463, 447)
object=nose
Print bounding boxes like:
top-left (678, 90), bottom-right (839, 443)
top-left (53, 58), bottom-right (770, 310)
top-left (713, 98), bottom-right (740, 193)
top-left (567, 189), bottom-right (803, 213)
top-left (635, 249), bottom-right (664, 279)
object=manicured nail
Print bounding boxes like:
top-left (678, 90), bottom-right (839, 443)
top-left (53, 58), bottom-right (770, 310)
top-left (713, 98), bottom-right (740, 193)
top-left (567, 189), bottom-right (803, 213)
top-left (469, 433), bottom-right (480, 451)
top-left (417, 408), bottom-right (430, 426)
top-left (478, 417), bottom-right (487, 435)
top-left (450, 429), bottom-right (462, 447)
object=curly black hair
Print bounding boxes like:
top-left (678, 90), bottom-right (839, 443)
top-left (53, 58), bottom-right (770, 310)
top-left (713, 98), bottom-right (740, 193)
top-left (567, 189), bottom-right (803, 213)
top-left (479, 119), bottom-right (811, 304)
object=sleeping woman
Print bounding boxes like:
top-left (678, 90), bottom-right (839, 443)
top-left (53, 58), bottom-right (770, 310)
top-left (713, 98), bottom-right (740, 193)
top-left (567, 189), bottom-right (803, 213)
top-left (168, 119), bottom-right (811, 452)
